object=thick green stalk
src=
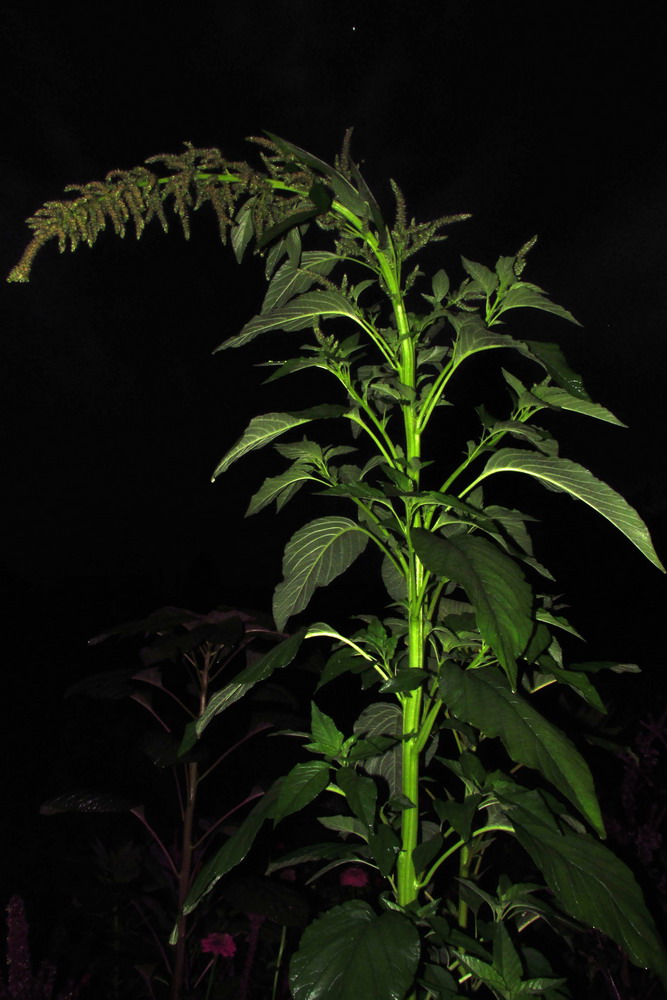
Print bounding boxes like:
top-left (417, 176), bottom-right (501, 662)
top-left (387, 260), bottom-right (428, 910)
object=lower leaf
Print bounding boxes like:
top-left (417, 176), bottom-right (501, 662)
top-left (289, 900), bottom-right (420, 1000)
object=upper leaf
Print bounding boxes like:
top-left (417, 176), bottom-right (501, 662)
top-left (478, 449), bottom-right (665, 571)
top-left (273, 517), bottom-right (369, 630)
top-left (216, 290), bottom-right (365, 351)
top-left (211, 405), bottom-right (345, 480)
top-left (495, 282), bottom-right (581, 325)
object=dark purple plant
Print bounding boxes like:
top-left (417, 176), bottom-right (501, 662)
top-left (40, 606), bottom-right (301, 1000)
top-left (1, 897), bottom-right (77, 1000)
top-left (589, 705), bottom-right (667, 999)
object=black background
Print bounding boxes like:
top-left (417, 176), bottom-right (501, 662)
top-left (2, 0), bottom-right (666, 939)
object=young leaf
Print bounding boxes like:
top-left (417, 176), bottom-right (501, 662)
top-left (479, 449), bottom-right (665, 571)
top-left (440, 662), bottom-right (604, 835)
top-left (461, 257), bottom-right (498, 296)
top-left (412, 529), bottom-right (533, 690)
top-left (307, 702), bottom-right (345, 757)
top-left (212, 405), bottom-right (345, 479)
top-left (289, 900), bottom-right (420, 1000)
top-left (273, 517), bottom-right (369, 630)
top-left (495, 282), bottom-right (581, 325)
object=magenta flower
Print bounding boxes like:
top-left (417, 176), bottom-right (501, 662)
top-left (200, 932), bottom-right (236, 958)
top-left (339, 865), bottom-right (369, 888)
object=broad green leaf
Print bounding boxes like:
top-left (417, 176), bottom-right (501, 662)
top-left (353, 703), bottom-right (403, 797)
top-left (412, 529), bottom-right (533, 690)
top-left (182, 781), bottom-right (280, 916)
top-left (273, 517), bottom-right (369, 630)
top-left (212, 405), bottom-right (345, 479)
top-left (336, 766), bottom-right (377, 829)
top-left (217, 289), bottom-right (364, 351)
top-left (496, 282), bottom-right (580, 325)
top-left (440, 663), bottom-right (604, 835)
top-left (266, 843), bottom-right (361, 876)
top-left (479, 449), bottom-right (665, 571)
top-left (289, 900), bottom-right (420, 1000)
top-left (412, 834), bottom-right (444, 876)
top-left (521, 340), bottom-right (590, 399)
top-left (493, 922), bottom-right (522, 991)
top-left (273, 761), bottom-right (331, 825)
top-left (450, 314), bottom-right (521, 372)
top-left (193, 628), bottom-right (306, 740)
top-left (419, 964), bottom-right (461, 999)
top-left (367, 824), bottom-right (400, 877)
top-left (528, 384), bottom-right (626, 426)
top-left (461, 257), bottom-right (498, 296)
top-left (539, 662), bottom-right (606, 714)
top-left (307, 702), bottom-right (345, 757)
top-left (500, 785), bottom-right (667, 986)
top-left (379, 668), bottom-right (428, 693)
top-left (317, 815), bottom-right (369, 840)
top-left (262, 250), bottom-right (339, 313)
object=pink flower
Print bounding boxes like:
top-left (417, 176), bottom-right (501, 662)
top-left (200, 932), bottom-right (236, 958)
top-left (279, 868), bottom-right (296, 881)
top-left (339, 865), bottom-right (369, 888)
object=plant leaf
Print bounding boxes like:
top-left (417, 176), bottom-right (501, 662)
top-left (461, 257), bottom-right (498, 296)
top-left (265, 132), bottom-right (368, 215)
top-left (520, 340), bottom-right (590, 399)
top-left (289, 900), bottom-right (420, 1000)
top-left (217, 290), bottom-right (365, 351)
top-left (212, 405), bottom-right (345, 480)
top-left (479, 449), bottom-right (665, 571)
top-left (412, 530), bottom-right (533, 690)
top-left (336, 767), bottom-right (377, 830)
top-left (496, 282), bottom-right (581, 325)
top-left (440, 663), bottom-right (604, 835)
top-left (262, 250), bottom-right (339, 313)
top-left (499, 783), bottom-right (667, 987)
top-left (246, 464), bottom-right (319, 516)
top-left (450, 314), bottom-right (521, 373)
top-left (182, 782), bottom-right (280, 916)
top-left (273, 761), bottom-right (331, 825)
top-left (529, 383), bottom-right (625, 426)
top-left (273, 517), bottom-right (369, 630)
top-left (192, 628), bottom-right (306, 741)
top-left (353, 703), bottom-right (403, 798)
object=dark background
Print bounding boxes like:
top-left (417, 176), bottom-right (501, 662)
top-left (2, 0), bottom-right (666, 944)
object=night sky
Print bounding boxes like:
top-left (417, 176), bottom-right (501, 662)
top-left (2, 0), bottom-right (666, 916)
